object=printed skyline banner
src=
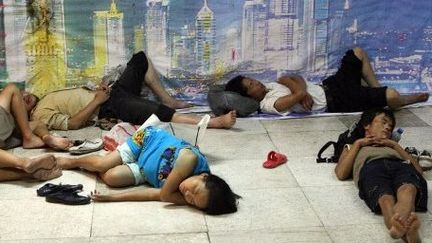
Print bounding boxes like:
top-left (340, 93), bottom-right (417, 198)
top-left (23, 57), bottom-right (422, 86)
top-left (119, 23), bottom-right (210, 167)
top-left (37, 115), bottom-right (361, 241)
top-left (0, 0), bottom-right (431, 104)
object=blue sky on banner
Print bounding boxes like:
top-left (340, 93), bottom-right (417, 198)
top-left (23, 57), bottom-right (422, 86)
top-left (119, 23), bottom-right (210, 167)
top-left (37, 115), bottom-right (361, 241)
top-left (63, 0), bottom-right (432, 97)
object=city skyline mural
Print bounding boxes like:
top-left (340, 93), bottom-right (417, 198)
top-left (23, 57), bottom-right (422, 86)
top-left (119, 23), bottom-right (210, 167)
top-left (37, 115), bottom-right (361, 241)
top-left (0, 0), bottom-right (431, 103)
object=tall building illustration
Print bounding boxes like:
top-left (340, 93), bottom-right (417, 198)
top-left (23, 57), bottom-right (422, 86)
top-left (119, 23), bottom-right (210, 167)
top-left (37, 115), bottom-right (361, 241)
top-left (145, 0), bottom-right (169, 75)
top-left (3, 0), bottom-right (27, 83)
top-left (93, 0), bottom-right (126, 76)
top-left (241, 0), bottom-right (267, 67)
top-left (265, 0), bottom-right (301, 70)
top-left (195, 0), bottom-right (216, 75)
top-left (24, 0), bottom-right (67, 96)
top-left (170, 24), bottom-right (195, 76)
top-left (134, 24), bottom-right (145, 54)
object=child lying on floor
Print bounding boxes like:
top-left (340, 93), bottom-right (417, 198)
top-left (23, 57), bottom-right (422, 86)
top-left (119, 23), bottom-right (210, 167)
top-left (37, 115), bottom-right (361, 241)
top-left (57, 126), bottom-right (240, 215)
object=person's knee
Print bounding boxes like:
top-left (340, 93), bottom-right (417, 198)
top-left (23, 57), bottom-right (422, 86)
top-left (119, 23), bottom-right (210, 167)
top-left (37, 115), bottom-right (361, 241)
top-left (398, 183), bottom-right (417, 195)
top-left (386, 88), bottom-right (400, 101)
top-left (3, 83), bottom-right (19, 94)
top-left (352, 47), bottom-right (365, 60)
top-left (101, 170), bottom-right (121, 187)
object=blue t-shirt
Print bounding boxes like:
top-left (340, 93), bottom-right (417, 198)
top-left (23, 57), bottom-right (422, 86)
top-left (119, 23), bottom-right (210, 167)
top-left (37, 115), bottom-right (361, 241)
top-left (126, 126), bottom-right (210, 188)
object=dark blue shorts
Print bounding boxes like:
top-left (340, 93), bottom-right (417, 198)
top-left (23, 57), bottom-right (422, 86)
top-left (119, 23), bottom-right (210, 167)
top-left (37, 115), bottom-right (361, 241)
top-left (322, 50), bottom-right (388, 112)
top-left (358, 158), bottom-right (428, 214)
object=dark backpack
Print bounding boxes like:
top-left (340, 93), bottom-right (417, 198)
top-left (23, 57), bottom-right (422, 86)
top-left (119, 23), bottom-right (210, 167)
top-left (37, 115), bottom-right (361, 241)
top-left (316, 121), bottom-right (363, 163)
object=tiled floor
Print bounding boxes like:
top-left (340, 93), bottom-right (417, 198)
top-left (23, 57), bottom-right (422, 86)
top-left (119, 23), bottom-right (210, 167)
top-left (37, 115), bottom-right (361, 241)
top-left (1, 107), bottom-right (432, 242)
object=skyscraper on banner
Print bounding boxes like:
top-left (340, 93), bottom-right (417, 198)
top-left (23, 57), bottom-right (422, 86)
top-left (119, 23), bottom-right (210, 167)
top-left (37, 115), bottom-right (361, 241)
top-left (195, 0), bottom-right (216, 75)
top-left (94, 0), bottom-right (126, 74)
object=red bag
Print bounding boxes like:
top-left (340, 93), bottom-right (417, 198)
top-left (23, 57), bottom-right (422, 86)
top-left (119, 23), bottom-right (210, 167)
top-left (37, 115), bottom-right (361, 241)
top-left (102, 122), bottom-right (139, 151)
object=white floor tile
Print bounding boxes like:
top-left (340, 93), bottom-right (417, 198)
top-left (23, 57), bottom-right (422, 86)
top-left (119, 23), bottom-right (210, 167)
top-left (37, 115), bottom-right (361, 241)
top-left (261, 117), bottom-right (347, 133)
top-left (91, 202), bottom-right (206, 236)
top-left (210, 159), bottom-right (297, 190)
top-left (199, 134), bottom-right (275, 160)
top-left (303, 185), bottom-right (382, 226)
top-left (269, 130), bottom-right (344, 158)
top-left (210, 228), bottom-right (332, 243)
top-left (90, 233), bottom-right (209, 243)
top-left (206, 188), bottom-right (322, 232)
top-left (287, 157), bottom-right (351, 187)
top-left (0, 200), bottom-right (92, 240)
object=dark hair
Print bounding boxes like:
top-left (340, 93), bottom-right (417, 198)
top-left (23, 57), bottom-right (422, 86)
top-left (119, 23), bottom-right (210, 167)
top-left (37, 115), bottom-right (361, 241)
top-left (225, 75), bottom-right (249, 97)
top-left (357, 108), bottom-right (396, 137)
top-left (204, 174), bottom-right (241, 215)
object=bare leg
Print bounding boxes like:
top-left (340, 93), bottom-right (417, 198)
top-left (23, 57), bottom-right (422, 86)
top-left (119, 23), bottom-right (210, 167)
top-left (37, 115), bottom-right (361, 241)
top-left (404, 212), bottom-right (421, 243)
top-left (144, 59), bottom-right (191, 109)
top-left (30, 121), bottom-right (73, 150)
top-left (386, 88), bottom-right (429, 109)
top-left (0, 84), bottom-right (44, 148)
top-left (378, 194), bottom-right (396, 230)
top-left (0, 168), bottom-right (31, 182)
top-left (171, 110), bottom-right (236, 129)
top-left (0, 149), bottom-right (55, 173)
top-left (56, 151), bottom-right (122, 173)
top-left (387, 184), bottom-right (418, 239)
top-left (100, 165), bottom-right (135, 187)
top-left (352, 47), bottom-right (380, 88)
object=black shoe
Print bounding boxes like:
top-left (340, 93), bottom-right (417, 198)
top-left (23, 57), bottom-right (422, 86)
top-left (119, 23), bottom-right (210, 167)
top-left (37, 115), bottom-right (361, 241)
top-left (37, 183), bottom-right (83, 197)
top-left (45, 191), bottom-right (91, 205)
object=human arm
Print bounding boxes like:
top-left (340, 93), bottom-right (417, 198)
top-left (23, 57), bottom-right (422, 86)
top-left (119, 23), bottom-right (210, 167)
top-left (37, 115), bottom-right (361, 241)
top-left (373, 138), bottom-right (423, 174)
top-left (159, 149), bottom-right (198, 206)
top-left (274, 76), bottom-right (313, 112)
top-left (67, 88), bottom-right (110, 130)
top-left (90, 188), bottom-right (160, 202)
top-left (335, 137), bottom-right (376, 180)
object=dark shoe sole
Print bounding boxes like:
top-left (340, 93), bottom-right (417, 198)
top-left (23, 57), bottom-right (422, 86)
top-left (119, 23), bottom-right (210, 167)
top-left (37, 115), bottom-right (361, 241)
top-left (45, 195), bottom-right (90, 205)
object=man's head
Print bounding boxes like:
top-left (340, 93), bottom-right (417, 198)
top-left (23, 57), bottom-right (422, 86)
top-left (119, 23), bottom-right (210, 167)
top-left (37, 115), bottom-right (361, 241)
top-left (179, 173), bottom-right (240, 215)
top-left (359, 108), bottom-right (396, 139)
top-left (225, 75), bottom-right (267, 101)
top-left (21, 91), bottom-right (39, 112)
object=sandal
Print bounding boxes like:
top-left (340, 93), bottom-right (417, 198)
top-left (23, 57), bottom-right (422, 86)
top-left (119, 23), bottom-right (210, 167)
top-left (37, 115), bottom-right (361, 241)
top-left (263, 151), bottom-right (287, 169)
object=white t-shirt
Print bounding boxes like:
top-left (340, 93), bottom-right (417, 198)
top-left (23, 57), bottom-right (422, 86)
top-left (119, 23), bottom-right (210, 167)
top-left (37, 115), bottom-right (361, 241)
top-left (260, 82), bottom-right (327, 115)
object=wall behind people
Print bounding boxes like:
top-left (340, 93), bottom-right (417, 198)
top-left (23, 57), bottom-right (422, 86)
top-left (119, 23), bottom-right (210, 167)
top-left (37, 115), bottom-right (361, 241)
top-left (0, 0), bottom-right (431, 104)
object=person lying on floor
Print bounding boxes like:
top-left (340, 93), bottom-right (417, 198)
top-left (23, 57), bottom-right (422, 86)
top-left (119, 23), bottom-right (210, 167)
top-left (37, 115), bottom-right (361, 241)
top-left (335, 108), bottom-right (427, 242)
top-left (0, 83), bottom-right (72, 150)
top-left (26, 51), bottom-right (236, 131)
top-left (57, 125), bottom-right (240, 215)
top-left (0, 150), bottom-right (61, 182)
top-left (225, 47), bottom-right (429, 115)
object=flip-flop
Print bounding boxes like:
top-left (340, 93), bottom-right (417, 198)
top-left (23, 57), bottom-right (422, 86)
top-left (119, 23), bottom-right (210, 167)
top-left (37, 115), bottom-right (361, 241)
top-left (263, 151), bottom-right (287, 169)
top-left (69, 138), bottom-right (103, 155)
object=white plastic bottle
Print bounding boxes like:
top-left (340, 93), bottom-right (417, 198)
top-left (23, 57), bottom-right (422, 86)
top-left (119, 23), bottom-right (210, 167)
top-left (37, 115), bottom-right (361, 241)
top-left (391, 128), bottom-right (404, 142)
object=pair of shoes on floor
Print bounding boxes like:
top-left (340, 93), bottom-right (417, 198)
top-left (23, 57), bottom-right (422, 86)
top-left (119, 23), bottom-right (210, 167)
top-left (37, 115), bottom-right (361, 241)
top-left (263, 151), bottom-right (288, 169)
top-left (68, 138), bottom-right (103, 155)
top-left (404, 147), bottom-right (432, 171)
top-left (37, 183), bottom-right (90, 205)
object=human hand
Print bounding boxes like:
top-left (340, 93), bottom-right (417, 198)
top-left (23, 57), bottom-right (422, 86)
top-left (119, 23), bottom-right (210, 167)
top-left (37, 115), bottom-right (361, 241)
top-left (371, 138), bottom-right (398, 149)
top-left (300, 92), bottom-right (314, 111)
top-left (89, 190), bottom-right (113, 202)
top-left (94, 89), bottom-right (110, 104)
top-left (355, 136), bottom-right (378, 147)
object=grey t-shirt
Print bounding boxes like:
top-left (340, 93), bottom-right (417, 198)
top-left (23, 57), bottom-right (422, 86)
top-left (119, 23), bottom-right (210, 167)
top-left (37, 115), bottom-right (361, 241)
top-left (353, 146), bottom-right (404, 186)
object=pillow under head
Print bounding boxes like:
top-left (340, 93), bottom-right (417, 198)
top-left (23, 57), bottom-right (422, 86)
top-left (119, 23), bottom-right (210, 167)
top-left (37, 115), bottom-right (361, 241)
top-left (207, 85), bottom-right (259, 117)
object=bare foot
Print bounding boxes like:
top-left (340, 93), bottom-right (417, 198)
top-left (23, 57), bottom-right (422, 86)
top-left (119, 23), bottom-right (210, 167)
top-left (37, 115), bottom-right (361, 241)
top-left (55, 156), bottom-right (75, 170)
top-left (165, 100), bottom-right (193, 109)
top-left (22, 134), bottom-right (45, 149)
top-left (404, 212), bottom-right (421, 243)
top-left (42, 135), bottom-right (73, 151)
top-left (32, 165), bottom-right (62, 181)
top-left (389, 213), bottom-right (407, 239)
top-left (416, 93), bottom-right (429, 103)
top-left (208, 110), bottom-right (237, 129)
top-left (22, 154), bottom-right (56, 173)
